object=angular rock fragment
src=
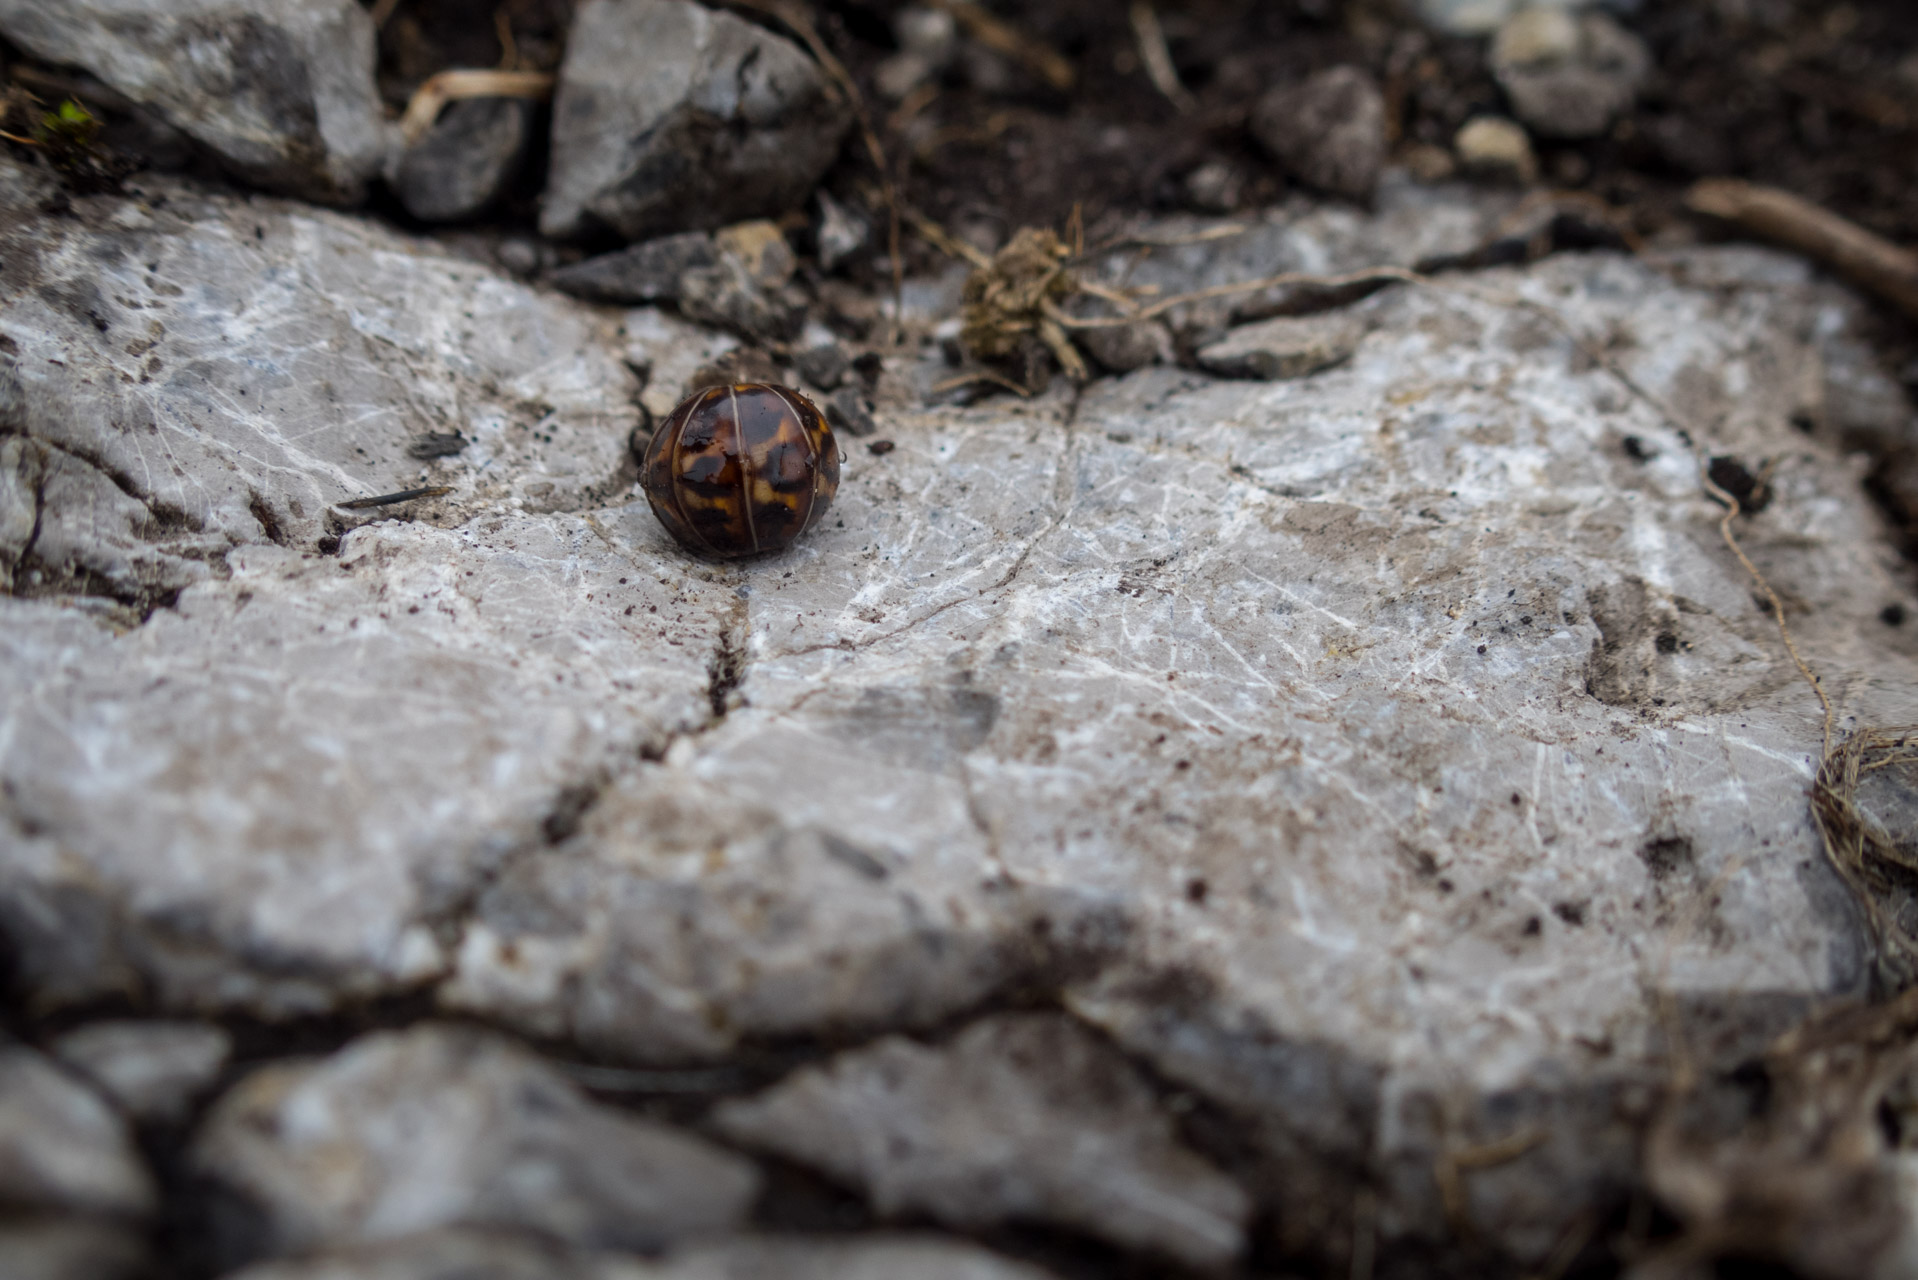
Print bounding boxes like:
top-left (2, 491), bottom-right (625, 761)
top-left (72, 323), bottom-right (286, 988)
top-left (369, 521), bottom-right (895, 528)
top-left (1250, 66), bottom-right (1387, 202)
top-left (814, 190), bottom-right (871, 272)
top-left (825, 387), bottom-right (877, 437)
top-left (712, 1013), bottom-right (1251, 1268)
top-left (1195, 311), bottom-right (1367, 380)
top-left (0, 1046), bottom-right (154, 1218)
top-left (393, 99), bottom-right (536, 224)
top-left (540, 0), bottom-right (853, 242)
top-left (552, 232), bottom-right (718, 305)
top-left (219, 1229), bottom-right (614, 1280)
top-left (0, 0), bottom-right (388, 204)
top-left (0, 1219), bottom-right (148, 1280)
top-left (1067, 301), bottom-right (1173, 375)
top-left (52, 1020), bottom-right (232, 1124)
top-left (193, 1025), bottom-right (760, 1257)
top-left (794, 340), bottom-right (850, 392)
top-left (1491, 8), bottom-right (1651, 140)
top-left (677, 222), bottom-right (808, 344)
top-left (223, 1230), bottom-right (1061, 1280)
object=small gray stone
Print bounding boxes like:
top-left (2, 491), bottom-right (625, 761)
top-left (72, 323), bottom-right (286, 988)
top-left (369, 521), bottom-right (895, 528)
top-left (795, 342), bottom-right (850, 392)
top-left (826, 387), bottom-right (877, 437)
top-left (1408, 0), bottom-right (1524, 36)
top-left (0, 1219), bottom-right (148, 1280)
top-left (541, 0), bottom-right (853, 242)
top-left (1249, 65), bottom-right (1387, 202)
top-left (1454, 114), bottom-right (1539, 185)
top-left (1196, 312), bottom-right (1367, 380)
top-left (1067, 300), bottom-right (1173, 375)
top-left (677, 222), bottom-right (808, 344)
top-left (874, 4), bottom-right (960, 97)
top-left (815, 191), bottom-right (871, 273)
top-left (712, 1013), bottom-right (1251, 1268)
top-left (1491, 8), bottom-right (1651, 140)
top-left (52, 1020), bottom-right (232, 1124)
top-left (394, 98), bottom-right (535, 224)
top-left (1182, 160), bottom-right (1246, 215)
top-left (0, 0), bottom-right (388, 204)
top-left (875, 51), bottom-right (939, 102)
top-left (551, 232), bottom-right (718, 305)
top-left (192, 1024), bottom-right (760, 1257)
top-left (0, 1046), bottom-right (155, 1218)
top-left (495, 237), bottom-right (551, 278)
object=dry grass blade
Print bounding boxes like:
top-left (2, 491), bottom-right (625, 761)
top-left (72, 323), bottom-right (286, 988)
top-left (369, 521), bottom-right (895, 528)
top-left (728, 0), bottom-right (906, 342)
top-left (1813, 727), bottom-right (1918, 988)
top-left (927, 0), bottom-right (1075, 91)
top-left (398, 69), bottom-right (554, 144)
top-left (1129, 1), bottom-right (1195, 114)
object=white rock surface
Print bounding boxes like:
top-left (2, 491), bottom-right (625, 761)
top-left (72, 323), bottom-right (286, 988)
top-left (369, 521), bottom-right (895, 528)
top-left (0, 0), bottom-right (387, 204)
top-left (192, 1025), bottom-right (761, 1256)
top-left (712, 1013), bottom-right (1251, 1267)
top-left (541, 0), bottom-right (853, 242)
top-left (5, 156), bottom-right (1918, 1271)
top-left (51, 1019), bottom-right (231, 1123)
top-left (0, 1045), bottom-right (154, 1218)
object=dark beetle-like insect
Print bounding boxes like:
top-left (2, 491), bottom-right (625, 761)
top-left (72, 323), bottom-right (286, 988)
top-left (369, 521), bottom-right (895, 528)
top-left (639, 382), bottom-right (840, 559)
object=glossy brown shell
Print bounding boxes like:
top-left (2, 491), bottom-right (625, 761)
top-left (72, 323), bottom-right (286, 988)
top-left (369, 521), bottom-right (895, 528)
top-left (639, 383), bottom-right (840, 559)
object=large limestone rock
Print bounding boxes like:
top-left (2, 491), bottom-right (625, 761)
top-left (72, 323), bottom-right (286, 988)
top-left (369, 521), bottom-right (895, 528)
top-left (540, 0), bottom-right (853, 242)
top-left (5, 156), bottom-right (1918, 1272)
top-left (0, 0), bottom-right (387, 204)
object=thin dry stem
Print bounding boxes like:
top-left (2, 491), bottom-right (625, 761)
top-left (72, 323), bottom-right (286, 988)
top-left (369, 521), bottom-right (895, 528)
top-left (926, 0), bottom-right (1075, 91)
top-left (1689, 178), bottom-right (1918, 322)
top-left (494, 7), bottom-right (519, 71)
top-left (398, 69), bottom-right (554, 144)
top-left (1130, 1), bottom-right (1196, 114)
top-left (729, 0), bottom-right (906, 343)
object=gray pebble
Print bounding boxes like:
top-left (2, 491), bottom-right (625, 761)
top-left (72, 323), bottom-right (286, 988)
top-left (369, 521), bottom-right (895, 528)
top-left (550, 231), bottom-right (717, 305)
top-left (826, 386), bottom-right (877, 436)
top-left (394, 98), bottom-right (535, 224)
top-left (795, 342), bottom-right (851, 391)
top-left (1249, 65), bottom-right (1387, 202)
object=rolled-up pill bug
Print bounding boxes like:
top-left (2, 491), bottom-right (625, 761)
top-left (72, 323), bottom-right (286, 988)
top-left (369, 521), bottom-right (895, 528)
top-left (638, 382), bottom-right (841, 559)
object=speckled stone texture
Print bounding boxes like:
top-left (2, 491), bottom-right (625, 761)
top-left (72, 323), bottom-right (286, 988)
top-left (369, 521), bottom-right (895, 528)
top-left (4, 154), bottom-right (1918, 1274)
top-left (0, 0), bottom-right (388, 204)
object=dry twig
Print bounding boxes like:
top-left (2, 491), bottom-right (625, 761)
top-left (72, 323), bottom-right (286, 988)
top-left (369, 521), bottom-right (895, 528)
top-left (1687, 178), bottom-right (1918, 322)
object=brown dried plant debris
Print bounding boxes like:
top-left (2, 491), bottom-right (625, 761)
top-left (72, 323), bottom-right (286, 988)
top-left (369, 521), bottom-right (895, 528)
top-left (1814, 727), bottom-right (1918, 990)
top-left (1640, 985), bottom-right (1918, 1280)
top-left (958, 226), bottom-right (1088, 386)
